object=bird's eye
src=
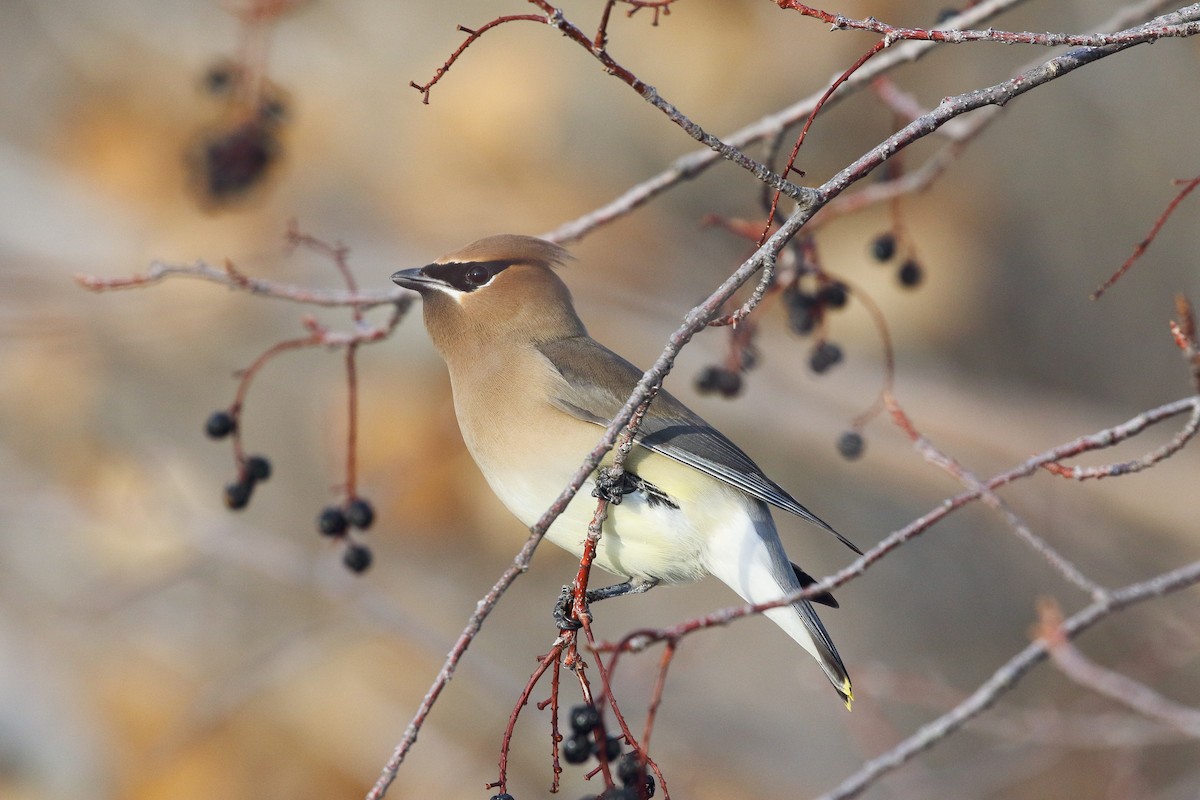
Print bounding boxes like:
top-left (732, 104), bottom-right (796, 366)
top-left (465, 265), bottom-right (490, 286)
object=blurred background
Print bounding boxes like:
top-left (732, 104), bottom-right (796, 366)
top-left (1, 1), bottom-right (1198, 798)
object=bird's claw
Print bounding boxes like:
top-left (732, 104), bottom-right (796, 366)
top-left (591, 467), bottom-right (639, 505)
top-left (553, 585), bottom-right (590, 631)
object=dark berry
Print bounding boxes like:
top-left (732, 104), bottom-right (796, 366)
top-left (224, 479), bottom-right (253, 510)
top-left (714, 369), bottom-right (742, 398)
top-left (818, 281), bottom-right (849, 309)
top-left (343, 543), bottom-right (373, 574)
top-left (809, 341), bottom-right (844, 374)
top-left (490, 794), bottom-right (515, 800)
top-left (190, 121), bottom-right (279, 205)
top-left (694, 366), bottom-right (742, 398)
top-left (595, 734), bottom-right (622, 762)
top-left (871, 232), bottom-right (897, 262)
top-left (569, 704), bottom-right (601, 735)
top-left (783, 286), bottom-right (819, 336)
top-left (561, 733), bottom-right (591, 764)
top-left (244, 455), bottom-right (272, 482)
top-left (898, 259), bottom-right (924, 288)
top-left (205, 410), bottom-right (236, 439)
top-left (617, 753), bottom-right (643, 785)
top-left (837, 430), bottom-right (865, 461)
top-left (346, 498), bottom-right (375, 530)
top-left (318, 506), bottom-right (348, 536)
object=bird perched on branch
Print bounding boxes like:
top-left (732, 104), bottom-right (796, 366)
top-left (392, 234), bottom-right (858, 707)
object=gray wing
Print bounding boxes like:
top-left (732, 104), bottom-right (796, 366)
top-left (537, 336), bottom-right (861, 555)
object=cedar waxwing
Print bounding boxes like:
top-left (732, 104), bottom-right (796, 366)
top-left (392, 235), bottom-right (857, 707)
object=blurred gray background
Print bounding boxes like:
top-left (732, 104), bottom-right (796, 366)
top-left (1, 1), bottom-right (1198, 798)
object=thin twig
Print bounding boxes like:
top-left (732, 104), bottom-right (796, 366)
top-left (814, 561), bottom-right (1200, 800)
top-left (1037, 599), bottom-right (1200, 739)
top-left (1092, 175), bottom-right (1200, 300)
top-left (75, 259), bottom-right (407, 310)
top-left (779, 1), bottom-right (1200, 47)
top-left (885, 395), bottom-right (1108, 599)
top-left (541, 0), bottom-right (1038, 243)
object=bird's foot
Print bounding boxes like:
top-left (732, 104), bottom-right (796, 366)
top-left (553, 585), bottom-right (589, 631)
top-left (586, 576), bottom-right (660, 603)
top-left (592, 467), bottom-right (639, 505)
top-left (557, 578), bottom-right (661, 629)
top-left (592, 468), bottom-right (679, 510)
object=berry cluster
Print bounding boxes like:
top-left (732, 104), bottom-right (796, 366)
top-left (695, 322), bottom-right (760, 399)
top-left (205, 408), bottom-right (376, 574)
top-left (318, 499), bottom-right (376, 574)
top-left (780, 274), bottom-right (852, 380)
top-left (694, 364), bottom-right (743, 398)
top-left (782, 278), bottom-right (850, 338)
top-left (870, 232), bottom-right (924, 288)
top-left (186, 59), bottom-right (290, 210)
top-left (206, 410), bottom-right (274, 509)
top-left (560, 705), bottom-right (655, 800)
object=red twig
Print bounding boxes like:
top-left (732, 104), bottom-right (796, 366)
top-left (343, 343), bottom-right (360, 499)
top-left (285, 223), bottom-right (364, 321)
top-left (492, 643), bottom-right (568, 794)
top-left (594, 0), bottom-right (678, 48)
top-left (844, 280), bottom-right (896, 431)
top-left (1092, 175), bottom-right (1200, 300)
top-left (641, 639), bottom-right (676, 751)
top-left (411, 1), bottom-right (808, 201)
top-left (1169, 294), bottom-right (1200, 391)
top-left (760, 38), bottom-right (886, 244)
top-left (409, 15), bottom-right (546, 104)
top-left (546, 656), bottom-right (564, 791)
top-left (229, 331), bottom-right (325, 470)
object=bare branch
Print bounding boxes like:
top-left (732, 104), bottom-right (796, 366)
top-left (779, 0), bottom-right (1200, 48)
top-left (1092, 175), bottom-right (1200, 300)
top-left (542, 0), bottom-right (1036, 243)
top-left (1038, 600), bottom-right (1200, 740)
top-left (543, 0), bottom-right (1188, 243)
top-left (76, 259), bottom-right (408, 310)
top-left (815, 560), bottom-right (1200, 800)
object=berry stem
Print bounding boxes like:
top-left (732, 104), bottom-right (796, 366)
top-left (345, 342), bottom-right (360, 499)
top-left (231, 333), bottom-right (324, 470)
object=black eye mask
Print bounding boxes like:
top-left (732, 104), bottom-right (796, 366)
top-left (422, 260), bottom-right (514, 292)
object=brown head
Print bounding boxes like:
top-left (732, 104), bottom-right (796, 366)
top-left (392, 235), bottom-right (586, 362)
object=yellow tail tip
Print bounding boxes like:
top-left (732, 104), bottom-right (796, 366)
top-left (841, 678), bottom-right (854, 712)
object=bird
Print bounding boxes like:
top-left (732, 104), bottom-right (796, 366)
top-left (392, 234), bottom-right (858, 707)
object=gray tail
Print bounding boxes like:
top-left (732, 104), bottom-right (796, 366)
top-left (753, 504), bottom-right (854, 709)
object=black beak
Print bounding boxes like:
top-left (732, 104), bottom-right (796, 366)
top-left (391, 266), bottom-right (441, 292)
